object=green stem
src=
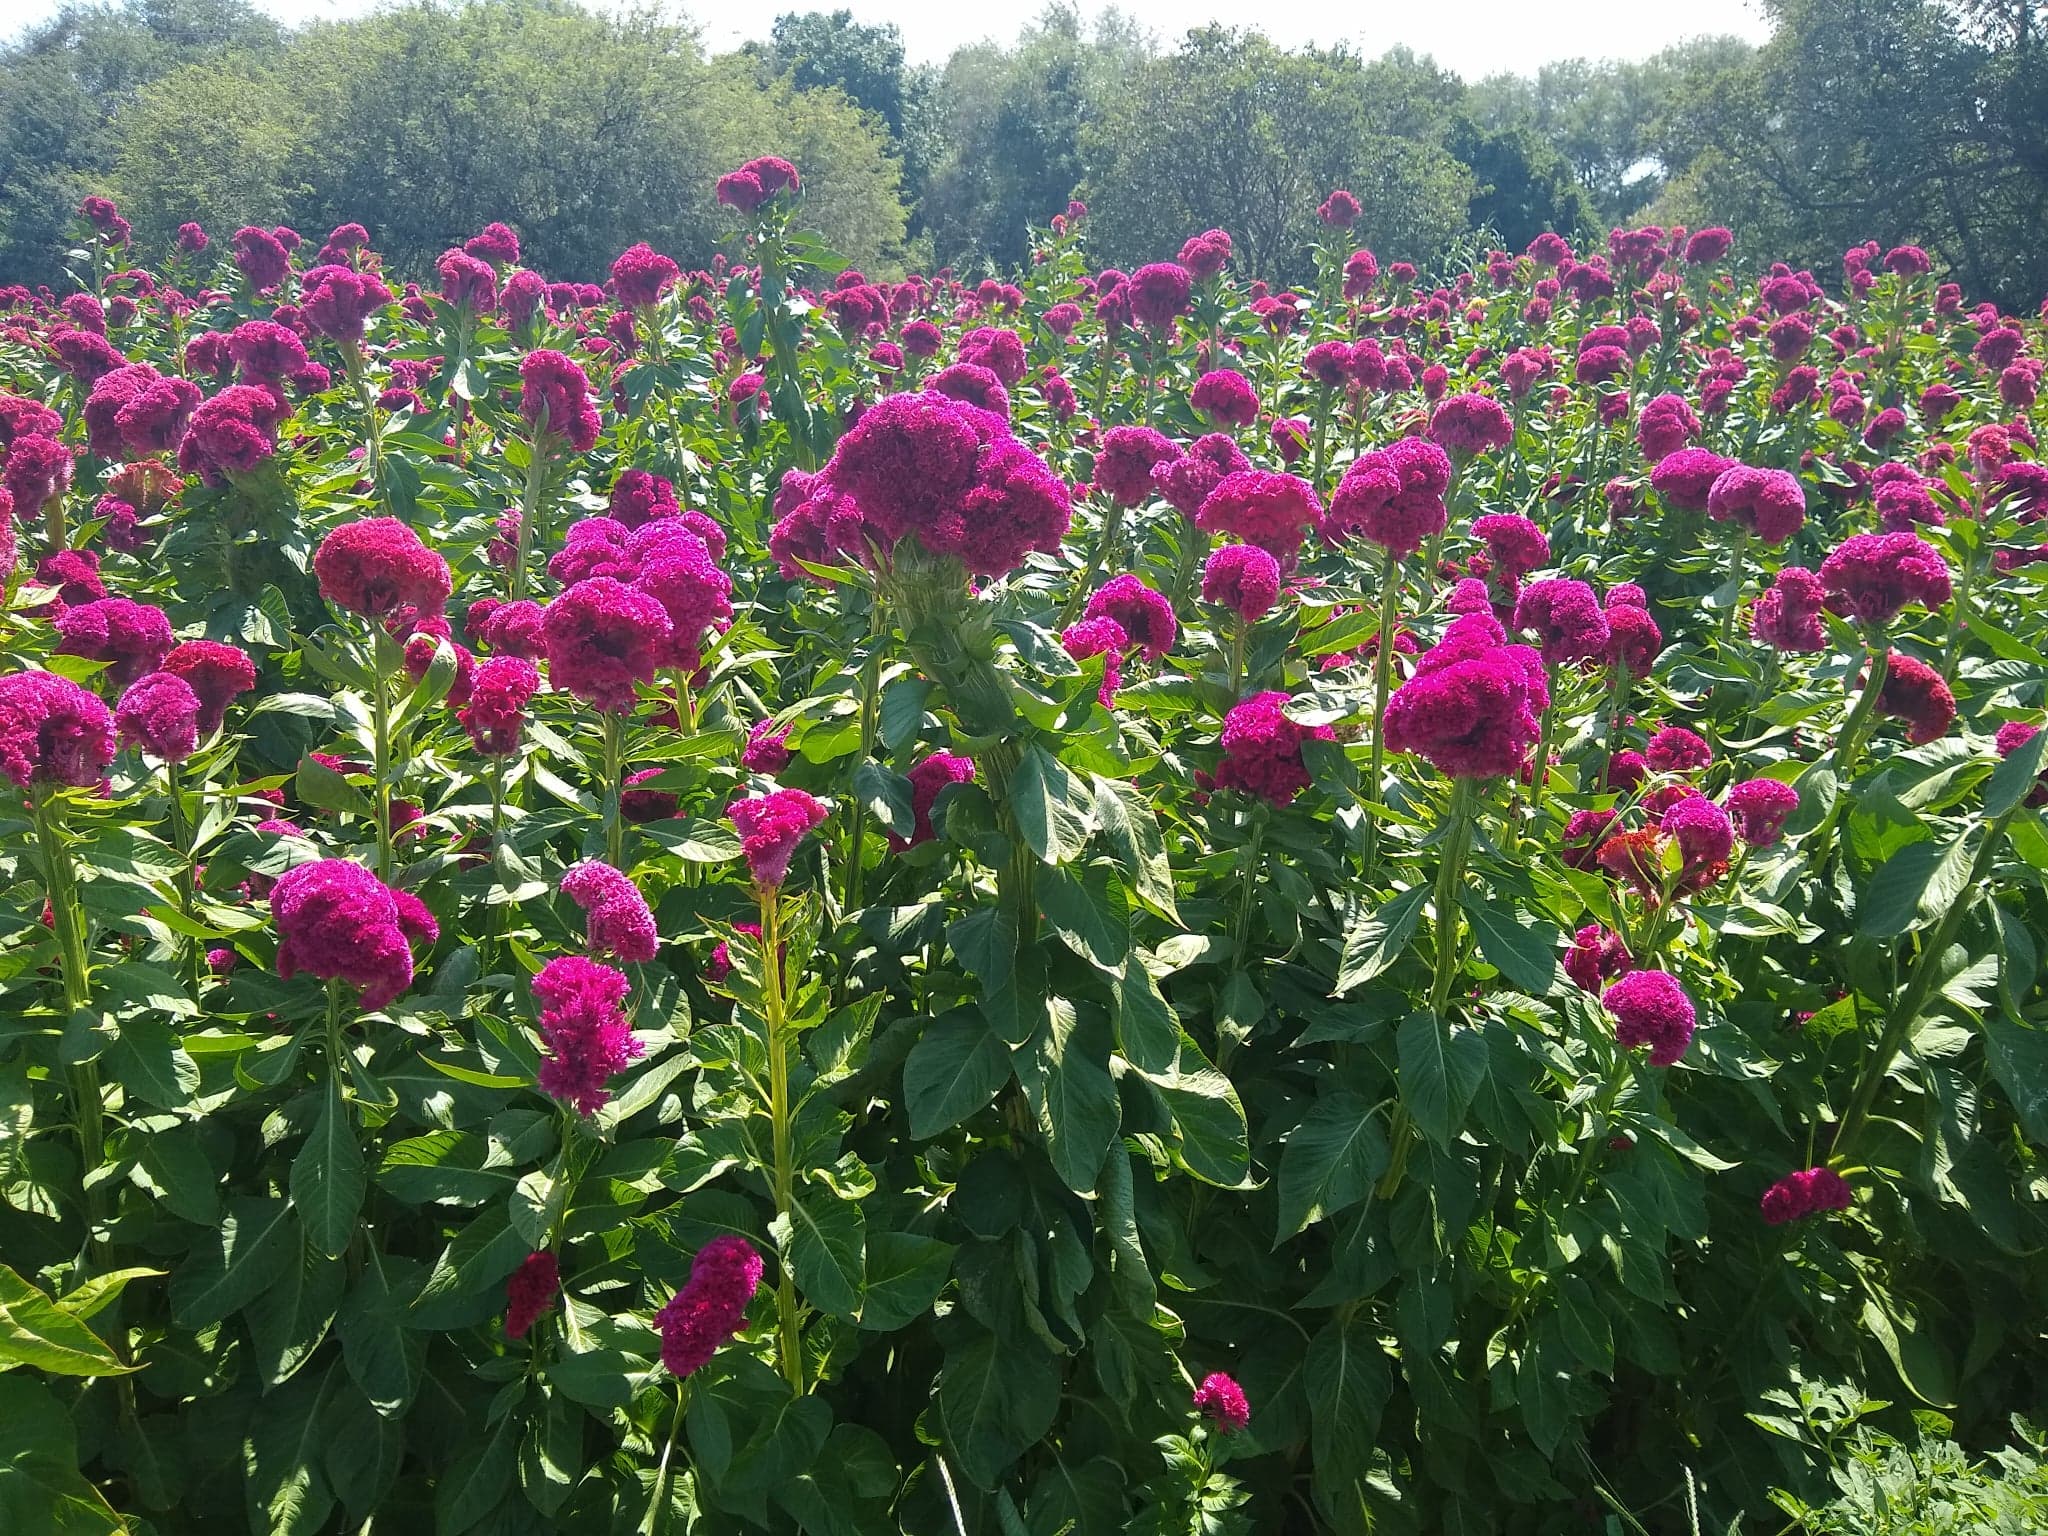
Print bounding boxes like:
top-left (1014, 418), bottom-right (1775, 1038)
top-left (1058, 497), bottom-right (1122, 630)
top-left (602, 711), bottom-right (625, 870)
top-left (32, 788), bottom-right (104, 1275)
top-left (345, 340), bottom-right (383, 509)
top-left (1808, 628), bottom-right (1889, 870)
top-left (842, 603), bottom-right (885, 914)
top-left (1718, 528), bottom-right (1750, 651)
top-left (1941, 546), bottom-right (1979, 682)
top-left (370, 629), bottom-right (396, 883)
top-left (759, 893), bottom-right (803, 1394)
top-left (164, 755), bottom-right (200, 993)
top-left (639, 1382), bottom-right (691, 1536)
top-left (1221, 811), bottom-right (1266, 1069)
top-left (1831, 801), bottom-right (2020, 1157)
top-left (1529, 696), bottom-right (1556, 822)
top-left (1362, 542), bottom-right (1401, 874)
top-left (1604, 667), bottom-right (1631, 774)
top-left (510, 428), bottom-right (553, 602)
top-left (1559, 1049), bottom-right (1633, 1211)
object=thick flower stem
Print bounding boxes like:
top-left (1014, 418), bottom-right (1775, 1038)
top-left (601, 711), bottom-right (626, 870)
top-left (1718, 529), bottom-right (1750, 650)
top-left (1362, 542), bottom-right (1402, 874)
top-left (1058, 497), bottom-right (1122, 630)
top-left (1807, 626), bottom-right (1889, 871)
top-left (33, 788), bottom-right (106, 1275)
top-left (1309, 388), bottom-right (1334, 490)
top-left (842, 603), bottom-right (887, 914)
top-left (344, 341), bottom-right (383, 508)
top-left (369, 629), bottom-right (397, 883)
top-left (639, 1382), bottom-right (692, 1536)
top-left (1831, 801), bottom-right (2019, 1158)
top-left (1528, 698), bottom-right (1557, 823)
top-left (509, 422), bottom-right (553, 602)
top-left (757, 892), bottom-right (804, 1395)
top-left (163, 756), bottom-right (200, 994)
top-left (1940, 544), bottom-right (1981, 683)
top-left (1377, 777), bottom-right (1480, 1199)
top-left (1604, 667), bottom-right (1631, 769)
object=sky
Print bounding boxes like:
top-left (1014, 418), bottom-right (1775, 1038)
top-left (3, 0), bottom-right (1775, 77)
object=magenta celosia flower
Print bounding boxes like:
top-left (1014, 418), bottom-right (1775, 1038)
top-left (1215, 691), bottom-right (1334, 805)
top-left (1562, 808), bottom-right (1618, 870)
top-left (1326, 441), bottom-right (1446, 558)
top-left (1876, 651), bottom-right (1955, 744)
top-left (550, 517), bottom-right (635, 586)
top-left (1471, 514), bottom-right (1549, 584)
top-left (1195, 470), bottom-right (1322, 559)
top-left (485, 600), bottom-right (546, 659)
top-left (1649, 448), bottom-right (1735, 513)
top-left (458, 655), bottom-right (539, 755)
top-left (1565, 923), bottom-right (1632, 992)
top-left (115, 671), bottom-right (201, 762)
top-left (54, 597), bottom-right (173, 686)
top-left (1604, 970), bottom-right (1696, 1067)
top-left (1604, 599), bottom-right (1662, 678)
top-left (271, 858), bottom-right (436, 1010)
top-left (3, 434), bottom-right (73, 519)
top-left (1201, 543), bottom-right (1281, 621)
top-left (610, 242), bottom-right (680, 307)
top-left (226, 320), bottom-right (309, 384)
top-left (1725, 778), bottom-right (1800, 846)
top-left (520, 349), bottom-right (602, 454)
top-left (729, 788), bottom-right (830, 889)
top-left (716, 170), bottom-right (768, 211)
top-left (230, 226), bottom-right (290, 292)
top-left (301, 266), bottom-right (393, 342)
top-left (928, 362), bottom-right (1009, 418)
top-left (0, 393), bottom-right (63, 448)
top-left (436, 248), bottom-right (497, 310)
top-left (742, 720), bottom-right (792, 774)
top-left (0, 670), bottom-right (117, 788)
top-left (1190, 369), bottom-right (1259, 429)
top-left (657, 1235), bottom-right (763, 1377)
top-left (1179, 228), bottom-right (1231, 279)
top-left (314, 518), bottom-right (452, 621)
top-left (1644, 726), bottom-right (1711, 773)
top-left (1318, 189), bottom-right (1360, 227)
top-left (1760, 1167), bottom-right (1852, 1225)
top-left (608, 469), bottom-right (680, 529)
top-left (1126, 263), bottom-right (1193, 330)
top-left (160, 640), bottom-right (256, 734)
top-left (896, 751), bottom-right (975, 849)
top-left (635, 542), bottom-right (732, 671)
top-left (1429, 393), bottom-right (1512, 456)
top-left (1343, 249), bottom-right (1378, 299)
top-left (1819, 533), bottom-right (1951, 625)
top-left (560, 861), bottom-right (659, 964)
top-left (83, 364), bottom-right (193, 459)
top-left (504, 1252), bottom-right (559, 1340)
top-left (543, 577), bottom-right (671, 714)
top-left (177, 384), bottom-right (289, 485)
top-left (1154, 434), bottom-right (1249, 519)
top-left (1093, 426), bottom-right (1180, 508)
top-left (1383, 635), bottom-right (1547, 781)
top-left (1661, 796), bottom-right (1733, 889)
top-left (1192, 1372), bottom-right (1250, 1434)
top-left (956, 326), bottom-right (1027, 386)
top-left (1085, 575), bottom-right (1177, 660)
top-left (1513, 579), bottom-right (1610, 665)
top-left (1751, 566), bottom-right (1827, 652)
top-left (1062, 617), bottom-right (1127, 705)
top-left (1706, 465), bottom-right (1806, 546)
top-left (1634, 393), bottom-right (1698, 462)
top-left (1684, 227), bottom-right (1732, 264)
top-left (533, 955), bottom-right (644, 1115)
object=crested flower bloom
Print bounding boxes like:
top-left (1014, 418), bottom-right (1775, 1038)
top-left (1326, 439), bottom-right (1449, 557)
top-left (1706, 465), bottom-right (1806, 546)
top-left (54, 597), bottom-right (174, 685)
top-left (1649, 448), bottom-right (1735, 513)
top-left (1819, 533), bottom-right (1951, 625)
top-left (504, 1252), bottom-right (560, 1340)
top-left (229, 226), bottom-right (290, 292)
top-left (1603, 589), bottom-right (1663, 677)
top-left (271, 858), bottom-right (437, 1010)
top-left (957, 326), bottom-right (1026, 386)
top-left (1318, 189), bottom-right (1360, 228)
top-left (1085, 574), bottom-right (1177, 660)
top-left (519, 349), bottom-right (602, 454)
top-left (458, 655), bottom-right (540, 755)
top-left (728, 788), bottom-right (830, 889)
top-left (1661, 796), bottom-right (1734, 890)
top-left (1725, 778), bottom-right (1801, 846)
top-left (1154, 433), bottom-right (1250, 520)
top-left (543, 578), bottom-right (671, 713)
top-left (1760, 1167), bottom-right (1853, 1225)
top-left (1875, 651), bottom-right (1956, 744)
top-left (1190, 369), bottom-right (1259, 429)
top-left (1201, 543), bottom-right (1282, 621)
top-left (4, 434), bottom-right (74, 520)
top-left (1644, 726), bottom-right (1712, 774)
top-left (1093, 426), bottom-right (1180, 507)
top-left (1471, 514), bottom-right (1549, 586)
top-left (1562, 808), bottom-right (1619, 870)
top-left (1751, 566), bottom-right (1827, 652)
top-left (161, 640), bottom-right (256, 734)
top-left (1603, 970), bottom-right (1696, 1067)
top-left (635, 540), bottom-right (732, 671)
top-left (1216, 691), bottom-right (1335, 805)
top-left (1634, 393), bottom-right (1699, 461)
top-left (896, 751), bottom-right (976, 849)
top-left (115, 671), bottom-right (201, 762)
top-left (314, 518), bottom-right (452, 621)
top-left (1062, 617), bottom-right (1127, 705)
top-left (0, 670), bottom-right (117, 788)
top-left (1383, 628), bottom-right (1547, 780)
top-left (1192, 1372), bottom-right (1250, 1434)
top-left (301, 265), bottom-right (394, 342)
top-left (176, 385), bottom-right (289, 484)
top-left (560, 861), bottom-right (659, 964)
top-left (741, 720), bottom-right (792, 774)
top-left (1195, 470), bottom-right (1322, 559)
top-left (533, 955), bottom-right (644, 1115)
top-left (1565, 923), bottom-right (1632, 992)
top-left (1127, 262), bottom-right (1193, 330)
top-left (1513, 579), bottom-right (1610, 665)
top-left (1429, 393), bottom-right (1512, 456)
top-left (657, 1235), bottom-right (763, 1377)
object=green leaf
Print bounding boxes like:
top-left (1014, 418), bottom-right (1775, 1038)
top-left (246, 1230), bottom-right (344, 1387)
top-left (55, 1267), bottom-right (163, 1323)
top-left (243, 1365), bottom-right (342, 1536)
top-left (641, 818), bottom-right (743, 862)
top-left (107, 1016), bottom-right (201, 1110)
top-left (857, 1231), bottom-right (955, 1332)
top-left (1859, 1292), bottom-right (1957, 1407)
top-left (1334, 885), bottom-right (1427, 996)
top-left (0, 1378), bottom-right (127, 1534)
top-left (1461, 893), bottom-right (1562, 994)
top-left (1984, 725), bottom-right (2048, 816)
top-left (853, 759), bottom-right (914, 838)
top-left (1039, 862), bottom-right (1131, 971)
top-left (1011, 744), bottom-right (1094, 864)
top-left (903, 1009), bottom-right (1011, 1138)
top-left (1137, 1032), bottom-right (1250, 1187)
top-left (0, 1263), bottom-right (133, 1376)
top-left (1862, 833), bottom-right (1973, 938)
top-left (786, 1191), bottom-right (865, 1323)
top-left (878, 677), bottom-right (933, 751)
top-left (336, 1251), bottom-right (421, 1418)
top-left (296, 754), bottom-right (372, 818)
top-left (1091, 775), bottom-right (1180, 923)
top-left (1397, 1010), bottom-right (1488, 1150)
top-left (292, 1077), bottom-right (366, 1259)
top-left (434, 1394), bottom-right (520, 1535)
top-left (1110, 958), bottom-right (1177, 1075)
top-left (1276, 1090), bottom-right (1389, 1240)
top-left (1015, 998), bottom-right (1120, 1196)
top-left (171, 1197), bottom-right (298, 1327)
top-left (1305, 1313), bottom-right (1391, 1486)
top-left (1983, 1016), bottom-right (2048, 1146)
top-left (938, 1334), bottom-right (1061, 1489)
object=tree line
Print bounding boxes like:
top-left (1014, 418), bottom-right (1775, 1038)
top-left (3, 0), bottom-right (2046, 306)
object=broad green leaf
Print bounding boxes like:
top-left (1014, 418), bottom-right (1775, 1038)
top-left (1984, 724), bottom-right (2048, 816)
top-left (171, 1196), bottom-right (298, 1327)
top-left (1137, 1032), bottom-right (1250, 1187)
top-left (1397, 1010), bottom-right (1488, 1150)
top-left (292, 1076), bottom-right (366, 1258)
top-left (1862, 833), bottom-right (1973, 938)
top-left (786, 1190), bottom-right (865, 1323)
top-left (852, 759), bottom-right (914, 838)
top-left (937, 1334), bottom-right (1061, 1489)
top-left (857, 1231), bottom-right (955, 1331)
top-left (1276, 1090), bottom-right (1389, 1240)
top-left (1011, 745), bottom-right (1094, 864)
top-left (0, 1263), bottom-right (132, 1376)
top-left (107, 1016), bottom-right (200, 1110)
top-left (434, 1393), bottom-right (520, 1535)
top-left (1091, 774), bottom-right (1180, 923)
top-left (54, 1267), bottom-right (162, 1323)
top-left (1014, 998), bottom-right (1120, 1196)
top-left (903, 1009), bottom-right (1011, 1138)
top-left (246, 1229), bottom-right (344, 1387)
top-left (1039, 861), bottom-right (1131, 971)
top-left (1983, 1016), bottom-right (2048, 1146)
top-left (0, 1377), bottom-right (126, 1534)
top-left (1335, 885), bottom-right (1427, 996)
top-left (1461, 893), bottom-right (1562, 994)
top-left (1110, 958), bottom-right (1177, 1075)
top-left (1305, 1312), bottom-right (1391, 1486)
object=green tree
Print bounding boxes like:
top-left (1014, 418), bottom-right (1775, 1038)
top-left (760, 10), bottom-right (908, 136)
top-left (1444, 118), bottom-right (1598, 252)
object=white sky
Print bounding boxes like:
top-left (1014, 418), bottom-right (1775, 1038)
top-left (0, 0), bottom-right (1774, 77)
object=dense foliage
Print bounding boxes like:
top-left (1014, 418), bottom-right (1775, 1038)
top-left (3, 164), bottom-right (2048, 1536)
top-left (14, 0), bottom-right (2048, 305)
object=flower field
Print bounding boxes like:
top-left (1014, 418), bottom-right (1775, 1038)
top-left (3, 176), bottom-right (2047, 1535)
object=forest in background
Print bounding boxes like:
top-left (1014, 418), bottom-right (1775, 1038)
top-left (3, 0), bottom-right (2047, 304)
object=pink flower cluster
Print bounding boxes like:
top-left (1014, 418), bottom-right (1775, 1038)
top-left (1215, 691), bottom-right (1334, 806)
top-left (1382, 615), bottom-right (1548, 780)
top-left (533, 955), bottom-right (644, 1115)
top-left (559, 861), bottom-right (659, 964)
top-left (271, 858), bottom-right (438, 1010)
top-left (656, 1235), bottom-right (763, 1377)
top-left (729, 788), bottom-right (830, 889)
